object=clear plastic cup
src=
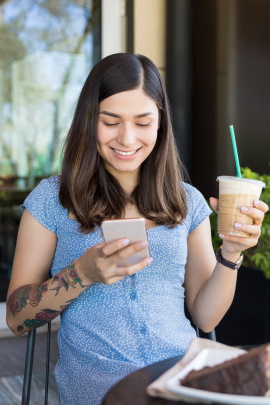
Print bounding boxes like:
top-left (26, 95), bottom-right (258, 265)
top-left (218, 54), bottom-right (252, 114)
top-left (217, 176), bottom-right (265, 237)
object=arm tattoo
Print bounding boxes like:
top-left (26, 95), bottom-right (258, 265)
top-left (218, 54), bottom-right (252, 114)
top-left (7, 262), bottom-right (87, 333)
top-left (50, 263), bottom-right (87, 296)
top-left (8, 263), bottom-right (85, 316)
top-left (7, 284), bottom-right (48, 316)
top-left (17, 299), bottom-right (75, 333)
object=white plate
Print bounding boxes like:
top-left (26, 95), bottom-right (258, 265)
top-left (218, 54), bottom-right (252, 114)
top-left (166, 348), bottom-right (270, 405)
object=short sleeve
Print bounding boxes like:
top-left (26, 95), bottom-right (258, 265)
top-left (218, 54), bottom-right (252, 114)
top-left (184, 183), bottom-right (212, 234)
top-left (21, 176), bottom-right (60, 233)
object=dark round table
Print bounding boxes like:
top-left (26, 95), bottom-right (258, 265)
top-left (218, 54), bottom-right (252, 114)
top-left (102, 355), bottom-right (206, 405)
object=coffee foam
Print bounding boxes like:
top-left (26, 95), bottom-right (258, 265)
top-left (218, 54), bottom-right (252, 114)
top-left (218, 178), bottom-right (263, 196)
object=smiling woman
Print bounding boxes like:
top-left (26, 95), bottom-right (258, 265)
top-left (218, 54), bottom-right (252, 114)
top-left (6, 53), bottom-right (269, 405)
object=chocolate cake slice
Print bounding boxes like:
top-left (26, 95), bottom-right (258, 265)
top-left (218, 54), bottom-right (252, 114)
top-left (180, 343), bottom-right (270, 396)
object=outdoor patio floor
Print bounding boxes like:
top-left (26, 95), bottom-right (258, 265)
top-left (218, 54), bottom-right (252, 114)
top-left (0, 330), bottom-right (59, 404)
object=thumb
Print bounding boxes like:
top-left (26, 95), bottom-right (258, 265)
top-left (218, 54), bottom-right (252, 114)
top-left (209, 197), bottom-right (219, 213)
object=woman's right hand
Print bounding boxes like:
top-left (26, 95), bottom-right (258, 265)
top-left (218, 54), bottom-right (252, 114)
top-left (75, 239), bottom-right (153, 285)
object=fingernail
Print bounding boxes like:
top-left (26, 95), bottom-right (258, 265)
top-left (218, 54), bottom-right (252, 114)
top-left (140, 241), bottom-right (148, 248)
top-left (146, 258), bottom-right (153, 264)
top-left (241, 206), bottom-right (248, 212)
top-left (254, 200), bottom-right (260, 205)
top-left (234, 222), bottom-right (242, 229)
top-left (122, 238), bottom-right (130, 245)
top-left (219, 234), bottom-right (225, 239)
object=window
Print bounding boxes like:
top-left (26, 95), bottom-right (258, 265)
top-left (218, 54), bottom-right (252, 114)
top-left (0, 0), bottom-right (101, 302)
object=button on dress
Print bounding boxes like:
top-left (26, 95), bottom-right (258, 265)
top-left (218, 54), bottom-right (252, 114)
top-left (22, 176), bottom-right (212, 405)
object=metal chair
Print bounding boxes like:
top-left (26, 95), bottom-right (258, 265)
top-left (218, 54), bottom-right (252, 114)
top-left (197, 327), bottom-right (216, 341)
top-left (21, 322), bottom-right (51, 405)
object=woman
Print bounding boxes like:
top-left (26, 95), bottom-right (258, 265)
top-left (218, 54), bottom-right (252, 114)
top-left (6, 53), bottom-right (268, 404)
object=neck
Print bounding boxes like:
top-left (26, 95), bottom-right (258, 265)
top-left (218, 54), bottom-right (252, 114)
top-left (117, 172), bottom-right (139, 195)
top-left (104, 166), bottom-right (139, 195)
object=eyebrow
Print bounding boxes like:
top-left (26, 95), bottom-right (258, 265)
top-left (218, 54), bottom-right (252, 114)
top-left (99, 111), bottom-right (154, 118)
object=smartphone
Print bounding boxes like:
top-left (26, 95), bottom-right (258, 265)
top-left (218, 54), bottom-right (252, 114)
top-left (101, 218), bottom-right (150, 267)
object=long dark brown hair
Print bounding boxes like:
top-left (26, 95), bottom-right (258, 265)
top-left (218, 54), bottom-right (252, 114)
top-left (59, 53), bottom-right (188, 232)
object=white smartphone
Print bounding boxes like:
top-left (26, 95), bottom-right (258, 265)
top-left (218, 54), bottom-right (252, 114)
top-left (101, 218), bottom-right (150, 267)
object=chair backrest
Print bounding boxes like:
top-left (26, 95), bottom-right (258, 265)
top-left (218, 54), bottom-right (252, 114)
top-left (196, 327), bottom-right (216, 341)
top-left (22, 322), bottom-right (51, 405)
top-left (21, 271), bottom-right (53, 405)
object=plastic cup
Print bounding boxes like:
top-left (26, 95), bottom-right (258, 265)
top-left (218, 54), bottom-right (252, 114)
top-left (217, 176), bottom-right (265, 237)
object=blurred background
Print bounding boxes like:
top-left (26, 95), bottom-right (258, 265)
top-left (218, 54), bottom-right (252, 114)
top-left (0, 2), bottom-right (269, 403)
top-left (0, 0), bottom-right (270, 333)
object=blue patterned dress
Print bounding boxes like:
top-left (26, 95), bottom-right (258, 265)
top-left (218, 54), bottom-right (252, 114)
top-left (22, 176), bottom-right (212, 405)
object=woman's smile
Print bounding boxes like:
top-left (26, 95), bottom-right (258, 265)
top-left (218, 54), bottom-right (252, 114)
top-left (111, 147), bottom-right (142, 157)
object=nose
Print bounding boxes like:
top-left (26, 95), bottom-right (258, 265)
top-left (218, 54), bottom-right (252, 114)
top-left (117, 124), bottom-right (136, 147)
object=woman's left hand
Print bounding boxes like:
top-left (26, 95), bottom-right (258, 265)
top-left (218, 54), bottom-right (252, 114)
top-left (209, 197), bottom-right (269, 254)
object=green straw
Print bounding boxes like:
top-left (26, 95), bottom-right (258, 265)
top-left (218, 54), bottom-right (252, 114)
top-left (229, 125), bottom-right (241, 178)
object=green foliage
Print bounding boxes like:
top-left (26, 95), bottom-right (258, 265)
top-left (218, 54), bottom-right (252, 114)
top-left (241, 167), bottom-right (270, 279)
top-left (209, 167), bottom-right (270, 279)
top-left (209, 209), bottom-right (220, 253)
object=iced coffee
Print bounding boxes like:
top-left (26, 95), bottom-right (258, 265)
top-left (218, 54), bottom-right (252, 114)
top-left (217, 176), bottom-right (265, 237)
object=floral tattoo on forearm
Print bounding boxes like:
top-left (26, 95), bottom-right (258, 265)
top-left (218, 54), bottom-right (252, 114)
top-left (8, 284), bottom-right (48, 316)
top-left (50, 263), bottom-right (88, 296)
top-left (7, 263), bottom-right (87, 333)
top-left (16, 300), bottom-right (74, 333)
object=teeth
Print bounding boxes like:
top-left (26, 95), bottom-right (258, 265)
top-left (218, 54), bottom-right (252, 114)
top-left (113, 149), bottom-right (137, 156)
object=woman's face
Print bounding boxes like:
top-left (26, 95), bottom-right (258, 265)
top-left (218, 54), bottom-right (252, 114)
top-left (97, 88), bottom-right (159, 181)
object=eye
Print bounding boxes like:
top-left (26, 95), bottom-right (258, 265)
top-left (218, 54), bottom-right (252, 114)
top-left (136, 123), bottom-right (151, 127)
top-left (103, 122), bottom-right (119, 127)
